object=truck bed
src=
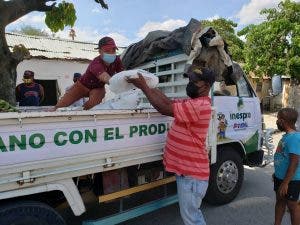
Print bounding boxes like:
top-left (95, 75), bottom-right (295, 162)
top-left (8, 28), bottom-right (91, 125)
top-left (0, 109), bottom-right (172, 192)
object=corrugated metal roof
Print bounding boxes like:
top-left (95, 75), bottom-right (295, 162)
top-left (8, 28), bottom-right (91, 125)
top-left (6, 33), bottom-right (125, 61)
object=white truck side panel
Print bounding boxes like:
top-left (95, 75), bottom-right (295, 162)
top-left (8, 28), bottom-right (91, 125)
top-left (0, 110), bottom-right (171, 188)
top-left (0, 113), bottom-right (171, 167)
top-left (0, 107), bottom-right (217, 216)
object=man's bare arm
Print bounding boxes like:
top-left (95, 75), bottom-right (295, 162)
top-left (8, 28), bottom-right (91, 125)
top-left (279, 153), bottom-right (299, 197)
top-left (127, 74), bottom-right (173, 116)
top-left (141, 86), bottom-right (173, 117)
top-left (283, 154), bottom-right (299, 184)
top-left (151, 88), bottom-right (173, 106)
top-left (39, 85), bottom-right (45, 104)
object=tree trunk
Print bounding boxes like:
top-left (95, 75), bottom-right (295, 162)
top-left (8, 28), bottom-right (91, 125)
top-left (0, 27), bottom-right (17, 105)
top-left (0, 61), bottom-right (17, 105)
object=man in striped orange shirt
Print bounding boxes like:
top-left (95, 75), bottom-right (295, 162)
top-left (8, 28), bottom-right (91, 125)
top-left (127, 67), bottom-right (215, 225)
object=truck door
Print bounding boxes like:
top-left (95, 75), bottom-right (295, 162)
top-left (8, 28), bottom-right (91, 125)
top-left (213, 75), bottom-right (262, 154)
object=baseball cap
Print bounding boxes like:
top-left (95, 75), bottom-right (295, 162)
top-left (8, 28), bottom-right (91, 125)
top-left (183, 67), bottom-right (216, 87)
top-left (73, 73), bottom-right (81, 78)
top-left (95, 36), bottom-right (118, 51)
top-left (23, 70), bottom-right (34, 77)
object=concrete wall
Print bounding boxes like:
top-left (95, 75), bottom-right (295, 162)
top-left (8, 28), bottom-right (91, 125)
top-left (248, 77), bottom-right (283, 111)
top-left (282, 83), bottom-right (300, 131)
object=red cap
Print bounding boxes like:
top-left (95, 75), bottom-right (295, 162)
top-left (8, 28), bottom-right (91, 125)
top-left (95, 36), bottom-right (118, 50)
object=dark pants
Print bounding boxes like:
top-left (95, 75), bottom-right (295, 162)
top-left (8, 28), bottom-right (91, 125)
top-left (274, 176), bottom-right (300, 201)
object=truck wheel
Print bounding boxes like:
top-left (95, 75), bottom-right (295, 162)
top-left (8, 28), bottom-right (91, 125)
top-left (205, 147), bottom-right (244, 205)
top-left (0, 201), bottom-right (66, 225)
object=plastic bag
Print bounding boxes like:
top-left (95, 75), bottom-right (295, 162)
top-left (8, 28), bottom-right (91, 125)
top-left (109, 69), bottom-right (159, 94)
top-left (92, 90), bottom-right (141, 110)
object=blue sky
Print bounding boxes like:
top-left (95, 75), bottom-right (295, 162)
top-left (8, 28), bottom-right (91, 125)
top-left (6, 0), bottom-right (300, 46)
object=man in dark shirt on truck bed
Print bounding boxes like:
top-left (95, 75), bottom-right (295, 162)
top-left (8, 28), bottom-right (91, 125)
top-left (16, 70), bottom-right (44, 106)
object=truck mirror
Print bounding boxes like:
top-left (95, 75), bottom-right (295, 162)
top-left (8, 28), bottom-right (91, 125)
top-left (271, 74), bottom-right (282, 96)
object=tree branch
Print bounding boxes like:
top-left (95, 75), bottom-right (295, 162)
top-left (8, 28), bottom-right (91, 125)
top-left (36, 0), bottom-right (56, 12)
top-left (94, 0), bottom-right (108, 9)
top-left (11, 44), bottom-right (30, 63)
top-left (0, 0), bottom-right (56, 26)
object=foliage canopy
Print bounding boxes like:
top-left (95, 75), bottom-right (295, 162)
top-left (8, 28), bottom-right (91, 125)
top-left (238, 0), bottom-right (300, 79)
top-left (12, 25), bottom-right (50, 37)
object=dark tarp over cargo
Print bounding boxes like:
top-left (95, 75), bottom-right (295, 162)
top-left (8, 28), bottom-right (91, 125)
top-left (121, 18), bottom-right (243, 84)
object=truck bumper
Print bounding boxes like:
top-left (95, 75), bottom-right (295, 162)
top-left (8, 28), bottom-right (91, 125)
top-left (246, 150), bottom-right (264, 167)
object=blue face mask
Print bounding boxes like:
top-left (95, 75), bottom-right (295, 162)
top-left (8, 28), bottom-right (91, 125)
top-left (102, 53), bottom-right (116, 64)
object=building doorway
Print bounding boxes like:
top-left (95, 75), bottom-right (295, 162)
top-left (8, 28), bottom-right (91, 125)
top-left (35, 79), bottom-right (59, 106)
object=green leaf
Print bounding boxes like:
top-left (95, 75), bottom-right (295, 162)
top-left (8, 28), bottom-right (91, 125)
top-left (45, 1), bottom-right (77, 33)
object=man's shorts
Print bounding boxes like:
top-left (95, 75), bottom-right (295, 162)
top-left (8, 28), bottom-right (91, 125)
top-left (274, 176), bottom-right (300, 201)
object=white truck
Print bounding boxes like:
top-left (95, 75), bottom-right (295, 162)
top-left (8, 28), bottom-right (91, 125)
top-left (0, 53), bottom-right (266, 225)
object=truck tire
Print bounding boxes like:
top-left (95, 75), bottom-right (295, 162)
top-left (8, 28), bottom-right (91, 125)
top-left (205, 147), bottom-right (244, 205)
top-left (0, 201), bottom-right (66, 225)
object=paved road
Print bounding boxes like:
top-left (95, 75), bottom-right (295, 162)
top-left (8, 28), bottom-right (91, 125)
top-left (121, 163), bottom-right (290, 225)
top-left (60, 113), bottom-right (292, 225)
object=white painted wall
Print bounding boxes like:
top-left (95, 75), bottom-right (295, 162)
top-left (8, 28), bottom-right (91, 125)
top-left (16, 59), bottom-right (115, 101)
top-left (16, 59), bottom-right (89, 95)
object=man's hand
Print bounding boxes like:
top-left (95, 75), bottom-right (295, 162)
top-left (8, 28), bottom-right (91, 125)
top-left (98, 72), bottom-right (111, 84)
top-left (126, 73), bottom-right (148, 90)
top-left (127, 74), bottom-right (173, 116)
top-left (279, 181), bottom-right (289, 197)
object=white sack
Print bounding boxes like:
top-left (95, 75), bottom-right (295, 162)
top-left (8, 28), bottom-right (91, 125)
top-left (92, 90), bottom-right (141, 110)
top-left (109, 69), bottom-right (159, 94)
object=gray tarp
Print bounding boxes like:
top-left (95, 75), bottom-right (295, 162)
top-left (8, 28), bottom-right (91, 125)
top-left (121, 18), bottom-right (241, 83)
top-left (121, 18), bottom-right (199, 69)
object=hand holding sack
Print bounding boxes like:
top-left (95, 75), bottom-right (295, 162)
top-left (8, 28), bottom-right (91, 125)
top-left (109, 69), bottom-right (159, 94)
